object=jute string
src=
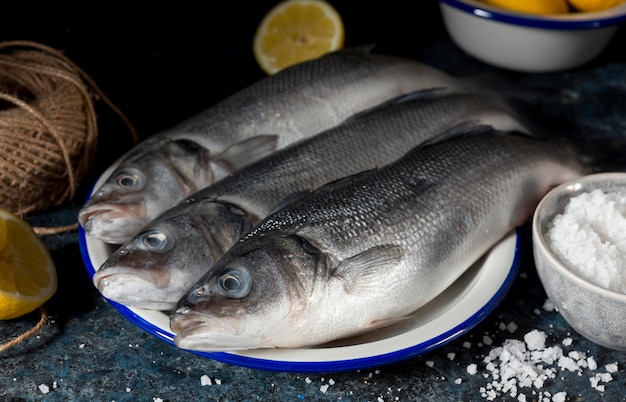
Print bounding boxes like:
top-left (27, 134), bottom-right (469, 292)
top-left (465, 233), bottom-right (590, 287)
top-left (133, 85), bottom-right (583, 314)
top-left (0, 307), bottom-right (47, 353)
top-left (0, 40), bottom-right (138, 225)
top-left (0, 41), bottom-right (137, 351)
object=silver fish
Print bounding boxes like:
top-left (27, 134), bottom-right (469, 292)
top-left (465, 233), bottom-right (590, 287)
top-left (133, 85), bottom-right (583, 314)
top-left (93, 91), bottom-right (537, 311)
top-left (170, 129), bottom-right (591, 351)
top-left (79, 47), bottom-right (476, 244)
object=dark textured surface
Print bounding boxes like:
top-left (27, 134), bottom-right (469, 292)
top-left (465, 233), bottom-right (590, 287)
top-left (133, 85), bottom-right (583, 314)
top-left (2, 3), bottom-right (626, 401)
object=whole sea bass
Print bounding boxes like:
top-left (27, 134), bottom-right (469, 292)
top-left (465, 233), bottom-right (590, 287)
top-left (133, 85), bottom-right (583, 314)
top-left (170, 128), bottom-right (593, 351)
top-left (79, 47), bottom-right (477, 244)
top-left (93, 91), bottom-right (538, 311)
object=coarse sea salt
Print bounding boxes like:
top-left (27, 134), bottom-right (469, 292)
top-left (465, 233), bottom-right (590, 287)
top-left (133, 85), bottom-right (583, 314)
top-left (546, 189), bottom-right (626, 293)
top-left (470, 327), bottom-right (619, 401)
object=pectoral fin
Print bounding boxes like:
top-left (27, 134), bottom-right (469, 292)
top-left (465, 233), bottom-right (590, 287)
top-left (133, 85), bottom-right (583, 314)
top-left (212, 135), bottom-right (279, 178)
top-left (333, 244), bottom-right (404, 297)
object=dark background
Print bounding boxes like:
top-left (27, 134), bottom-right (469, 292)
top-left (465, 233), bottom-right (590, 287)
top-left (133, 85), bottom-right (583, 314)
top-left (2, 2), bottom-right (626, 401)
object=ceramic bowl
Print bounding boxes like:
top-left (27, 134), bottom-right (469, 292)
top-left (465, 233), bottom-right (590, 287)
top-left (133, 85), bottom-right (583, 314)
top-left (532, 172), bottom-right (626, 350)
top-left (439, 0), bottom-right (626, 72)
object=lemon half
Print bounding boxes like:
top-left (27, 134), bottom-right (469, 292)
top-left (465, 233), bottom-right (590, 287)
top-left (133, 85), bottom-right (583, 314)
top-left (253, 0), bottom-right (345, 75)
top-left (0, 209), bottom-right (57, 320)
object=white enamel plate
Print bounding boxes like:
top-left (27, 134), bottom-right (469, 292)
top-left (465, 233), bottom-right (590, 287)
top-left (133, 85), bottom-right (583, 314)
top-left (79, 168), bottom-right (521, 373)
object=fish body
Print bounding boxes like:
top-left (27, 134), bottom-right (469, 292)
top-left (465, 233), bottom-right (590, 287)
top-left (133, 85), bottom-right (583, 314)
top-left (79, 47), bottom-right (476, 244)
top-left (170, 129), bottom-right (590, 351)
top-left (94, 91), bottom-right (536, 311)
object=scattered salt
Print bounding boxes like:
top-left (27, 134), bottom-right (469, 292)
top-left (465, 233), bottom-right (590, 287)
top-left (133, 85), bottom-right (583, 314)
top-left (320, 384), bottom-right (329, 393)
top-left (305, 377), bottom-right (312, 384)
top-left (557, 356), bottom-right (578, 372)
top-left (546, 189), bottom-right (626, 293)
top-left (471, 329), bottom-right (620, 401)
top-left (562, 337), bottom-right (572, 346)
top-left (455, 378), bottom-right (463, 384)
top-left (587, 357), bottom-right (598, 371)
top-left (200, 375), bottom-right (212, 386)
top-left (467, 364), bottom-right (478, 375)
top-left (425, 361), bottom-right (434, 367)
top-left (447, 352), bottom-right (456, 360)
top-left (605, 362), bottom-right (618, 373)
top-left (38, 384), bottom-right (50, 394)
top-left (589, 370), bottom-right (614, 392)
top-left (524, 329), bottom-right (546, 350)
top-left (463, 341), bottom-right (472, 349)
top-left (542, 299), bottom-right (556, 312)
top-left (507, 322), bottom-right (518, 333)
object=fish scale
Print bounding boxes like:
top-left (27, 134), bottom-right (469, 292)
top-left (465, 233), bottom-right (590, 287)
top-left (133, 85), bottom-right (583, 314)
top-left (79, 47), bottom-right (478, 244)
top-left (171, 130), bottom-right (592, 351)
top-left (94, 92), bottom-right (537, 311)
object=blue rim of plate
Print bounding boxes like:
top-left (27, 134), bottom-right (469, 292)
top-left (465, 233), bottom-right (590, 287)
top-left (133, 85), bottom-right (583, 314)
top-left (79, 222), bottom-right (521, 373)
top-left (439, 0), bottom-right (626, 30)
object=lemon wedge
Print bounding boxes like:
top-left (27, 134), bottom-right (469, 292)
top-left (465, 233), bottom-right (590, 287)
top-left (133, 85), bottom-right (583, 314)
top-left (253, 0), bottom-right (345, 75)
top-left (0, 209), bottom-right (57, 320)
top-left (481, 0), bottom-right (570, 14)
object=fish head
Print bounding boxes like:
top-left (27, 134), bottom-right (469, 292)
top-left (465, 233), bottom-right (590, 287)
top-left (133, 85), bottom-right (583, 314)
top-left (79, 139), bottom-right (213, 244)
top-left (92, 200), bottom-right (256, 311)
top-left (170, 234), bottom-right (326, 351)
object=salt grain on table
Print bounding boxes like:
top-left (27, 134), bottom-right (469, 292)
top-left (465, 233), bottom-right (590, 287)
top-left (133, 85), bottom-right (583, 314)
top-left (471, 327), bottom-right (620, 401)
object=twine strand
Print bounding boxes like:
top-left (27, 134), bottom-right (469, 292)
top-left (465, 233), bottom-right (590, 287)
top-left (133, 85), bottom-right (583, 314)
top-left (0, 40), bottom-right (138, 231)
top-left (0, 91), bottom-right (78, 195)
top-left (0, 307), bottom-right (48, 353)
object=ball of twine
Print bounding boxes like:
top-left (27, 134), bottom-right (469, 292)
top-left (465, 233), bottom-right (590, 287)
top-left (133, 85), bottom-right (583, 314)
top-left (0, 40), bottom-right (137, 219)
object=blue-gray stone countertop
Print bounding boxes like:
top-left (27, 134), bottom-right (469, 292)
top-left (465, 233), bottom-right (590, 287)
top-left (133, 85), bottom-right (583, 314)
top-left (2, 3), bottom-right (626, 401)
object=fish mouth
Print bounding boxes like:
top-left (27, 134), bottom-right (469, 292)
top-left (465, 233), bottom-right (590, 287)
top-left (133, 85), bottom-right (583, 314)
top-left (170, 308), bottom-right (256, 351)
top-left (79, 202), bottom-right (147, 243)
top-left (93, 266), bottom-right (175, 310)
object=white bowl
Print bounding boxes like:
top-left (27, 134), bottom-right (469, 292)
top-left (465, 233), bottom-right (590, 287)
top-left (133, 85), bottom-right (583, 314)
top-left (533, 173), bottom-right (626, 350)
top-left (439, 0), bottom-right (626, 72)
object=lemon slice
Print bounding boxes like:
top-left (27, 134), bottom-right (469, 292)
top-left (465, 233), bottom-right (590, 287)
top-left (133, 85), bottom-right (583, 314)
top-left (0, 209), bottom-right (57, 320)
top-left (253, 0), bottom-right (345, 75)
top-left (481, 0), bottom-right (570, 14)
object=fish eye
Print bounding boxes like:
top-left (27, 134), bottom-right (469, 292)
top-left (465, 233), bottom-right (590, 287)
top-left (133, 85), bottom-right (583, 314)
top-left (138, 230), bottom-right (171, 253)
top-left (114, 170), bottom-right (143, 189)
top-left (217, 268), bottom-right (251, 298)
